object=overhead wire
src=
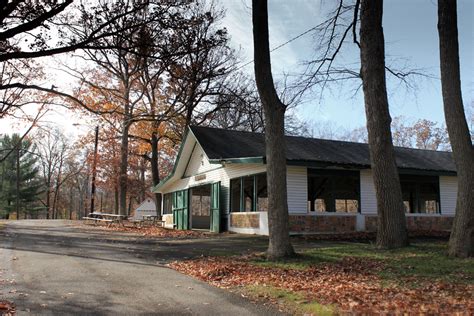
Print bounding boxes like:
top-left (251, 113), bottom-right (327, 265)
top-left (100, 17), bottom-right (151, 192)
top-left (235, 24), bottom-right (319, 70)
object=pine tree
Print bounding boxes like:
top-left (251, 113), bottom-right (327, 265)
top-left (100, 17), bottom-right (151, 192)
top-left (0, 134), bottom-right (43, 219)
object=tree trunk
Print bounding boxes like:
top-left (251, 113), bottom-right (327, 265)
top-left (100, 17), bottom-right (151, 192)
top-left (438, 0), bottom-right (474, 258)
top-left (252, 0), bottom-right (294, 259)
top-left (151, 132), bottom-right (162, 216)
top-left (90, 125), bottom-right (99, 214)
top-left (69, 187), bottom-right (73, 220)
top-left (45, 176), bottom-right (51, 219)
top-left (114, 185), bottom-right (119, 215)
top-left (119, 122), bottom-right (130, 216)
top-left (359, 0), bottom-right (408, 249)
top-left (52, 153), bottom-right (64, 219)
top-left (127, 197), bottom-right (133, 216)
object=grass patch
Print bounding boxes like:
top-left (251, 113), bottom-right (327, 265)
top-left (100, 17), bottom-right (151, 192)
top-left (251, 242), bottom-right (473, 284)
top-left (245, 285), bottom-right (335, 316)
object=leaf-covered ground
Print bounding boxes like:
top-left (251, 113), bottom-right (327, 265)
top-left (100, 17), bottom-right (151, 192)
top-left (170, 242), bottom-right (473, 315)
top-left (0, 301), bottom-right (15, 315)
top-left (79, 222), bottom-right (210, 238)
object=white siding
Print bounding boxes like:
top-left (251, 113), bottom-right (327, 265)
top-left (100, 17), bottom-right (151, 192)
top-left (439, 176), bottom-right (458, 215)
top-left (360, 169), bottom-right (377, 215)
top-left (161, 163), bottom-right (267, 216)
top-left (287, 166), bottom-right (308, 213)
top-left (183, 144), bottom-right (214, 177)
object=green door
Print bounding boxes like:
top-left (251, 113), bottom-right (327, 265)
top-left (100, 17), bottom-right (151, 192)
top-left (172, 189), bottom-right (189, 230)
top-left (210, 182), bottom-right (221, 233)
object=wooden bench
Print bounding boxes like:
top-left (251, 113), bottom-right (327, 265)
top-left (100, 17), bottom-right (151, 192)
top-left (82, 217), bottom-right (113, 226)
top-left (129, 219), bottom-right (144, 227)
top-left (82, 217), bottom-right (98, 224)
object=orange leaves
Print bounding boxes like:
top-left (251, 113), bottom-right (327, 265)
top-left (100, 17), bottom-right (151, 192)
top-left (0, 301), bottom-right (15, 315)
top-left (170, 255), bottom-right (473, 314)
top-left (81, 223), bottom-right (208, 239)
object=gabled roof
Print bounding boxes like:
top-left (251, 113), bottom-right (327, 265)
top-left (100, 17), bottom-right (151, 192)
top-left (135, 198), bottom-right (156, 211)
top-left (190, 125), bottom-right (457, 173)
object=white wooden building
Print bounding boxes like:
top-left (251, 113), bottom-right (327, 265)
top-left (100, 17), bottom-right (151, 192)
top-left (132, 198), bottom-right (157, 220)
top-left (154, 126), bottom-right (458, 234)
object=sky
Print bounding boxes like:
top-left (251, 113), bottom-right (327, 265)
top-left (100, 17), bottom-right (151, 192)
top-left (1, 0), bottom-right (473, 137)
top-left (222, 0), bottom-right (474, 132)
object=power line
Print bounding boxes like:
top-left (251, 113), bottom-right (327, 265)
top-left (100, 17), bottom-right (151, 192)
top-left (236, 24), bottom-right (318, 70)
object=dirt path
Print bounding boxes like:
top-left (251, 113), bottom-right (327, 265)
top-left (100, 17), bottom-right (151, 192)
top-left (0, 220), bottom-right (281, 315)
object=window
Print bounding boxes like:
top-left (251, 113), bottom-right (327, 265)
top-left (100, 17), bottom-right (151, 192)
top-left (243, 176), bottom-right (254, 212)
top-left (163, 193), bottom-right (173, 214)
top-left (400, 175), bottom-right (440, 214)
top-left (191, 185), bottom-right (211, 216)
top-left (307, 169), bottom-right (360, 213)
top-left (256, 173), bottom-right (268, 212)
top-left (230, 173), bottom-right (267, 212)
top-left (230, 178), bottom-right (241, 212)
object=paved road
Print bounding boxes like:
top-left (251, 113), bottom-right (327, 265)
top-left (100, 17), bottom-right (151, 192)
top-left (0, 220), bottom-right (281, 315)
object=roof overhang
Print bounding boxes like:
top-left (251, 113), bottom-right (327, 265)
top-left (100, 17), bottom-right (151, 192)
top-left (153, 127), bottom-right (457, 193)
top-left (208, 157), bottom-right (264, 164)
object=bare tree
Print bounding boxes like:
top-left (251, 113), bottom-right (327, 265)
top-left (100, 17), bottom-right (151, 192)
top-left (359, 0), bottom-right (408, 249)
top-left (437, 0), bottom-right (474, 258)
top-left (36, 128), bottom-right (66, 219)
top-left (252, 0), bottom-right (295, 259)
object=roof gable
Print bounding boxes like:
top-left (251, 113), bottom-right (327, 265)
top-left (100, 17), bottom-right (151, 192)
top-left (183, 142), bottom-right (214, 177)
top-left (136, 198), bottom-right (156, 211)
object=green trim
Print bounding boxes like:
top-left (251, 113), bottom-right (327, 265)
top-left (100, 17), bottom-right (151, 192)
top-left (289, 160), bottom-right (456, 176)
top-left (180, 166), bottom-right (225, 180)
top-left (288, 160), bottom-right (366, 169)
top-left (398, 168), bottom-right (456, 176)
top-left (209, 157), bottom-right (264, 164)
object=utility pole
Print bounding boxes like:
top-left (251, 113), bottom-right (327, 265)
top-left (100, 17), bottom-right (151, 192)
top-left (90, 126), bottom-right (99, 214)
top-left (16, 144), bottom-right (20, 220)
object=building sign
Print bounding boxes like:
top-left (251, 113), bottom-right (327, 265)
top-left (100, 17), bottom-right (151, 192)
top-left (195, 174), bottom-right (206, 181)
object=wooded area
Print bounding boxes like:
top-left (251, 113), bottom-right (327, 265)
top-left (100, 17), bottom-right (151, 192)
top-left (0, 0), bottom-right (472, 261)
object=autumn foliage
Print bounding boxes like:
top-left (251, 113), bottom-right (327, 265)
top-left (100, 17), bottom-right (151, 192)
top-left (170, 252), bottom-right (473, 314)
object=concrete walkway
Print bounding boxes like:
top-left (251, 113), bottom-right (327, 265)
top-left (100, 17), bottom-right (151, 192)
top-left (0, 220), bottom-right (281, 315)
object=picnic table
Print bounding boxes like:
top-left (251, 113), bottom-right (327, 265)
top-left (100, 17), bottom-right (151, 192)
top-left (143, 215), bottom-right (165, 227)
top-left (82, 212), bottom-right (126, 226)
top-left (130, 215), bottom-right (165, 228)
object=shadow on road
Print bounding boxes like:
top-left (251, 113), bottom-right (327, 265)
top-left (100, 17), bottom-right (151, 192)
top-left (0, 221), bottom-right (269, 266)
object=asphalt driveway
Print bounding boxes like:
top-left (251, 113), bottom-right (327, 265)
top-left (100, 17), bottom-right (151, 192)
top-left (0, 220), bottom-right (280, 315)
